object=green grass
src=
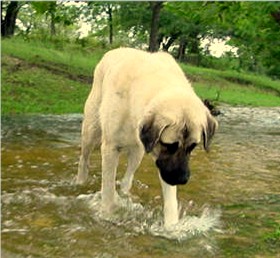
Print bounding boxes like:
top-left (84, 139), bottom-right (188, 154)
top-left (1, 37), bottom-right (104, 77)
top-left (1, 37), bottom-right (280, 114)
top-left (181, 64), bottom-right (280, 107)
top-left (1, 37), bottom-right (103, 114)
top-left (182, 64), bottom-right (280, 94)
top-left (1, 55), bottom-right (90, 114)
top-left (194, 83), bottom-right (280, 107)
top-left (263, 223), bottom-right (280, 245)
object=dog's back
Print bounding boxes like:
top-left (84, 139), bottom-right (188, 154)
top-left (96, 48), bottom-right (188, 91)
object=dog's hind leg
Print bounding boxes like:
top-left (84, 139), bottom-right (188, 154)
top-left (121, 145), bottom-right (144, 195)
top-left (76, 116), bottom-right (101, 184)
top-left (159, 176), bottom-right (179, 229)
top-left (76, 88), bottom-right (101, 185)
top-left (76, 61), bottom-right (103, 185)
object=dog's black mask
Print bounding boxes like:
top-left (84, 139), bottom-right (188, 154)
top-left (156, 147), bottom-right (190, 186)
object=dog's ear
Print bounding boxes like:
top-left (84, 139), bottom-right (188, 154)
top-left (139, 116), bottom-right (169, 153)
top-left (203, 113), bottom-right (218, 151)
top-left (139, 116), bottom-right (159, 153)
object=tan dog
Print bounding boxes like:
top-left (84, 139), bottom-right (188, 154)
top-left (76, 48), bottom-right (218, 228)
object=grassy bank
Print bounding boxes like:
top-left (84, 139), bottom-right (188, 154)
top-left (2, 38), bottom-right (280, 114)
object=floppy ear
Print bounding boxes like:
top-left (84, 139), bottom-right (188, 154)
top-left (203, 114), bottom-right (218, 151)
top-left (139, 116), bottom-right (168, 153)
top-left (139, 116), bottom-right (159, 153)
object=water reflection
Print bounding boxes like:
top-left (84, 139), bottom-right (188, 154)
top-left (1, 106), bottom-right (280, 257)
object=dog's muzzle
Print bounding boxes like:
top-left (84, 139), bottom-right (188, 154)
top-left (159, 166), bottom-right (190, 185)
top-left (156, 149), bottom-right (190, 186)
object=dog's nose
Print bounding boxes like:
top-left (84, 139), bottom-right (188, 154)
top-left (177, 173), bottom-right (189, 185)
top-left (159, 169), bottom-right (190, 186)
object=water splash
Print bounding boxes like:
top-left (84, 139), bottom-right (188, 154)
top-left (77, 192), bottom-right (147, 228)
top-left (77, 192), bottom-right (222, 241)
top-left (150, 206), bottom-right (222, 241)
top-left (2, 185), bottom-right (222, 243)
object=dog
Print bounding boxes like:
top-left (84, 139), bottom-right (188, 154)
top-left (76, 48), bottom-right (218, 228)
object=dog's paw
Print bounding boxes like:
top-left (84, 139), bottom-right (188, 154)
top-left (118, 180), bottom-right (131, 196)
top-left (72, 175), bottom-right (87, 185)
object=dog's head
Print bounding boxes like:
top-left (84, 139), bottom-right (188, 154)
top-left (139, 99), bottom-right (218, 186)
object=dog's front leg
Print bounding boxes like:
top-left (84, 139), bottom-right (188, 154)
top-left (101, 142), bottom-right (120, 214)
top-left (159, 176), bottom-right (179, 229)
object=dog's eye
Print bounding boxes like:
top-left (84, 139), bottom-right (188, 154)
top-left (187, 143), bottom-right (197, 153)
top-left (160, 141), bottom-right (179, 154)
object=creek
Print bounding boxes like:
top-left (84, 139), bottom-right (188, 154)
top-left (1, 106), bottom-right (280, 258)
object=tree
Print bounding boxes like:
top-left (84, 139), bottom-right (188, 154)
top-left (118, 2), bottom-right (151, 47)
top-left (216, 2), bottom-right (280, 77)
top-left (148, 2), bottom-right (163, 52)
top-left (6, 1), bottom-right (279, 77)
top-left (107, 4), bottom-right (113, 44)
top-left (118, 1), bottom-right (164, 51)
top-left (31, 2), bottom-right (57, 36)
top-left (1, 1), bottom-right (22, 37)
top-left (30, 2), bottom-right (79, 37)
top-left (162, 2), bottom-right (215, 63)
top-left (85, 2), bottom-right (119, 45)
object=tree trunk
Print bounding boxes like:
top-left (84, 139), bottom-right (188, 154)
top-left (188, 37), bottom-right (200, 55)
top-left (107, 4), bottom-right (113, 44)
top-left (1, 1), bottom-right (20, 37)
top-left (1, 2), bottom-right (4, 26)
top-left (148, 2), bottom-right (163, 52)
top-left (50, 12), bottom-right (56, 36)
top-left (177, 37), bottom-right (187, 62)
top-left (186, 32), bottom-right (201, 65)
top-left (271, 10), bottom-right (280, 25)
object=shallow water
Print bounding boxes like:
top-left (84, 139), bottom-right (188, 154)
top-left (1, 106), bottom-right (280, 258)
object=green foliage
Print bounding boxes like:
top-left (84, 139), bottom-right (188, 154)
top-left (165, 2), bottom-right (280, 77)
top-left (118, 2), bottom-right (150, 32)
top-left (164, 2), bottom-right (218, 38)
top-left (217, 2), bottom-right (280, 78)
top-left (5, 1), bottom-right (279, 78)
top-left (31, 1), bottom-right (78, 26)
top-left (31, 2), bottom-right (56, 15)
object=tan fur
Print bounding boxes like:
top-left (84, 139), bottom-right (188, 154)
top-left (76, 48), bottom-right (218, 228)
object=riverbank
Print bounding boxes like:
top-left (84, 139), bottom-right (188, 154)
top-left (2, 38), bottom-right (280, 114)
